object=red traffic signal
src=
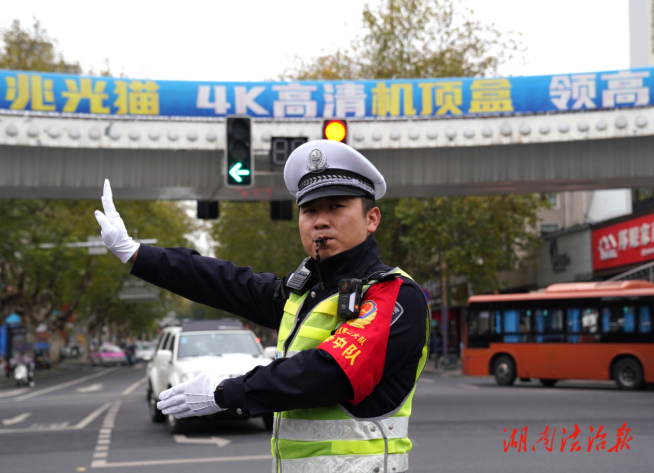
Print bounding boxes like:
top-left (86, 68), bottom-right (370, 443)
top-left (323, 120), bottom-right (347, 142)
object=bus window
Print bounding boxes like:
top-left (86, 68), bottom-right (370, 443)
top-left (478, 311), bottom-right (490, 335)
top-left (602, 306), bottom-right (636, 334)
top-left (567, 308), bottom-right (599, 342)
top-left (624, 307), bottom-right (636, 333)
top-left (468, 310), bottom-right (501, 336)
top-left (467, 310), bottom-right (500, 348)
top-left (503, 309), bottom-right (530, 343)
top-left (468, 311), bottom-right (481, 336)
top-left (640, 307), bottom-right (652, 333)
top-left (567, 308), bottom-right (580, 343)
top-left (535, 309), bottom-right (565, 342)
top-left (492, 311), bottom-right (502, 334)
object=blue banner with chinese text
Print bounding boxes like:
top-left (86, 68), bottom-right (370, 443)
top-left (0, 68), bottom-right (652, 119)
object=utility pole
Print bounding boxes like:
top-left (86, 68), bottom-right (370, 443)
top-left (441, 262), bottom-right (449, 369)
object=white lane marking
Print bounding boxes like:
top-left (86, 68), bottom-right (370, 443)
top-left (16, 369), bottom-right (117, 401)
top-left (174, 434), bottom-right (231, 448)
top-left (418, 378), bottom-right (434, 384)
top-left (121, 377), bottom-right (146, 395)
top-left (77, 384), bottom-right (104, 394)
top-left (89, 401), bottom-right (121, 464)
top-left (0, 388), bottom-right (29, 399)
top-left (133, 364), bottom-right (143, 370)
top-left (3, 400), bottom-right (108, 432)
top-left (2, 412), bottom-right (32, 425)
top-left (0, 402), bottom-right (113, 433)
top-left (91, 455), bottom-right (271, 468)
top-left (76, 402), bottom-right (115, 429)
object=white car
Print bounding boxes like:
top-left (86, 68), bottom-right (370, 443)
top-left (146, 319), bottom-right (273, 433)
top-left (135, 343), bottom-right (154, 362)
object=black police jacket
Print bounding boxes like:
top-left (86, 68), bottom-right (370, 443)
top-left (131, 235), bottom-right (428, 418)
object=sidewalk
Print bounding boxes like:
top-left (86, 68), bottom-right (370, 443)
top-left (423, 355), bottom-right (463, 377)
top-left (0, 358), bottom-right (87, 388)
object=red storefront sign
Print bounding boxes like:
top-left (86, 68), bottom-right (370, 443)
top-left (592, 212), bottom-right (654, 271)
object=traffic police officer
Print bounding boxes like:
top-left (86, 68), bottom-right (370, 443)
top-left (94, 139), bottom-right (429, 473)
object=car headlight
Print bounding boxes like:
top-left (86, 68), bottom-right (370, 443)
top-left (180, 372), bottom-right (195, 383)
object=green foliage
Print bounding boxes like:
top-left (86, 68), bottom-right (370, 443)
top-left (0, 199), bottom-right (191, 339)
top-left (374, 199), bottom-right (409, 266)
top-left (394, 195), bottom-right (541, 293)
top-left (282, 0), bottom-right (523, 80)
top-left (211, 202), bottom-right (307, 277)
top-left (0, 18), bottom-right (80, 73)
top-left (76, 200), bottom-right (191, 326)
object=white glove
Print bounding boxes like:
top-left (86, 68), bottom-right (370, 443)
top-left (157, 371), bottom-right (227, 419)
top-left (94, 179), bottom-right (139, 264)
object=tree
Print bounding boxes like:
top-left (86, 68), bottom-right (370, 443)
top-left (0, 18), bottom-right (80, 73)
top-left (281, 0), bottom-right (541, 298)
top-left (0, 199), bottom-right (192, 363)
top-left (211, 202), bottom-right (307, 277)
top-left (282, 0), bottom-right (522, 80)
top-left (395, 195), bottom-right (541, 294)
top-left (0, 200), bottom-right (98, 356)
top-left (73, 200), bottom-right (192, 359)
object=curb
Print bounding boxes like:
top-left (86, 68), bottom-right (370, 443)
top-left (423, 366), bottom-right (463, 377)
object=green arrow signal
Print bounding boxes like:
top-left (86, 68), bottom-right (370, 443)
top-left (228, 162), bottom-right (251, 183)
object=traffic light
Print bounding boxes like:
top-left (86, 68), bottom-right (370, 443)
top-left (197, 201), bottom-right (219, 219)
top-left (323, 119), bottom-right (347, 142)
top-left (271, 201), bottom-right (293, 220)
top-left (225, 116), bottom-right (253, 187)
top-left (271, 137), bottom-right (308, 166)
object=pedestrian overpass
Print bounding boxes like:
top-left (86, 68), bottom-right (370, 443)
top-left (1, 68), bottom-right (653, 200)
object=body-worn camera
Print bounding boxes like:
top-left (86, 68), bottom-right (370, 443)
top-left (286, 257), bottom-right (314, 294)
top-left (337, 278), bottom-right (363, 319)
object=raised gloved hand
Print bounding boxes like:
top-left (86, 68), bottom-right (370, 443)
top-left (94, 179), bottom-right (139, 264)
top-left (157, 371), bottom-right (228, 419)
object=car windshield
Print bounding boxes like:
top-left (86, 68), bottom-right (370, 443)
top-left (101, 345), bottom-right (122, 353)
top-left (177, 333), bottom-right (260, 358)
top-left (136, 344), bottom-right (152, 351)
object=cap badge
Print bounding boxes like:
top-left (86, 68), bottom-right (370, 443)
top-left (306, 149), bottom-right (328, 173)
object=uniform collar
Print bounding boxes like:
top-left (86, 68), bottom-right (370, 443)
top-left (313, 235), bottom-right (382, 292)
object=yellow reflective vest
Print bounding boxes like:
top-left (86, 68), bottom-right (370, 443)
top-left (271, 269), bottom-right (429, 473)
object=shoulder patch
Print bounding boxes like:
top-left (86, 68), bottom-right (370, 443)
top-left (391, 302), bottom-right (404, 325)
top-left (347, 301), bottom-right (378, 329)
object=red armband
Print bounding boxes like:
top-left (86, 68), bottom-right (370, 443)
top-left (318, 278), bottom-right (403, 404)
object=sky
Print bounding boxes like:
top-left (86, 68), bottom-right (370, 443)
top-left (0, 0), bottom-right (630, 81)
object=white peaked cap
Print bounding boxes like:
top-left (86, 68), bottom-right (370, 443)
top-left (284, 140), bottom-right (387, 206)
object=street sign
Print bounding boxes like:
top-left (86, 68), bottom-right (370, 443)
top-left (225, 116), bottom-right (253, 188)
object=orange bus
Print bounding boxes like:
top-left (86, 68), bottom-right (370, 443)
top-left (462, 281), bottom-right (654, 390)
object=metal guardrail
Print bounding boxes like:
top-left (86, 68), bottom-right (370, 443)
top-left (604, 260), bottom-right (654, 283)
